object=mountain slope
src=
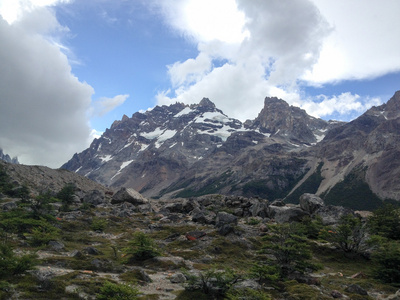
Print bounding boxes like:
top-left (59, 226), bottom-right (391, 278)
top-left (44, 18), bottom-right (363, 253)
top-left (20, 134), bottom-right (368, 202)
top-left (62, 97), bottom-right (334, 199)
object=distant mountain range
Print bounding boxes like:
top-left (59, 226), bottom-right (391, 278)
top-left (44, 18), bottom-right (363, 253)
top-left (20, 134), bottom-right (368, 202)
top-left (62, 91), bottom-right (400, 210)
top-left (0, 148), bottom-right (18, 164)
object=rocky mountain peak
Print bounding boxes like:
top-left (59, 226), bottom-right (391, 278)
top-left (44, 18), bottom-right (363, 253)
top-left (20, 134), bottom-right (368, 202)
top-left (198, 97), bottom-right (216, 109)
top-left (248, 96), bottom-right (332, 144)
top-left (0, 148), bottom-right (19, 164)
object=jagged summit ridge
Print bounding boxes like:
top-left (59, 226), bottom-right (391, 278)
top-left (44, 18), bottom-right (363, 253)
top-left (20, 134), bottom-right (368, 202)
top-left (62, 96), bottom-right (334, 198)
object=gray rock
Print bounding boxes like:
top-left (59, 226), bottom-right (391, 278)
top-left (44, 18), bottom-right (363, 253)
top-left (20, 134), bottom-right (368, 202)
top-left (299, 193), bottom-right (324, 214)
top-left (170, 272), bottom-right (186, 283)
top-left (250, 201), bottom-right (268, 218)
top-left (111, 187), bottom-right (148, 205)
top-left (345, 284), bottom-right (368, 295)
top-left (191, 207), bottom-right (207, 223)
top-left (315, 205), bottom-right (354, 225)
top-left (82, 190), bottom-right (106, 206)
top-left (48, 240), bottom-right (65, 251)
top-left (268, 206), bottom-right (309, 223)
top-left (1, 201), bottom-right (17, 211)
top-left (217, 224), bottom-right (234, 236)
top-left (69, 250), bottom-right (83, 258)
top-left (164, 202), bottom-right (183, 213)
top-left (331, 290), bottom-right (343, 298)
top-left (83, 247), bottom-right (101, 255)
top-left (271, 199), bottom-right (286, 207)
top-left (216, 212), bottom-right (238, 227)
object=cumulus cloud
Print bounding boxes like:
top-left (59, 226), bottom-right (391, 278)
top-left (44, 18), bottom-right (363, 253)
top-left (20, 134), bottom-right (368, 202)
top-left (153, 0), bottom-right (399, 122)
top-left (0, 5), bottom-right (93, 167)
top-left (94, 94), bottom-right (129, 117)
top-left (300, 93), bottom-right (382, 120)
top-left (304, 0), bottom-right (400, 84)
top-left (154, 0), bottom-right (331, 120)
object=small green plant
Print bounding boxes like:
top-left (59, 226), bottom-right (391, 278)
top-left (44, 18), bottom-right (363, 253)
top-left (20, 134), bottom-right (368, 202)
top-left (91, 217), bottom-right (108, 232)
top-left (96, 281), bottom-right (139, 300)
top-left (249, 263), bottom-right (279, 284)
top-left (124, 231), bottom-right (161, 261)
top-left (183, 267), bottom-right (240, 298)
top-left (226, 288), bottom-right (272, 300)
top-left (247, 217), bottom-right (261, 225)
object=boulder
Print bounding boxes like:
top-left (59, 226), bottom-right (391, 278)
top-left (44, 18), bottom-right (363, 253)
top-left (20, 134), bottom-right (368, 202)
top-left (82, 190), bottom-right (106, 206)
top-left (111, 187), bottom-right (148, 205)
top-left (215, 212), bottom-right (238, 236)
top-left (170, 272), bottom-right (186, 283)
top-left (83, 247), bottom-right (101, 255)
top-left (299, 193), bottom-right (324, 214)
top-left (315, 205), bottom-right (354, 225)
top-left (48, 240), bottom-right (65, 251)
top-left (216, 212), bottom-right (238, 227)
top-left (191, 207), bottom-right (207, 223)
top-left (345, 284), bottom-right (368, 296)
top-left (250, 201), bottom-right (268, 218)
top-left (269, 206), bottom-right (309, 223)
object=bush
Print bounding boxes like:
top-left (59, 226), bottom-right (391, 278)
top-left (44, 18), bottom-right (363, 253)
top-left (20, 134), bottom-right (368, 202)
top-left (226, 288), bottom-right (271, 300)
top-left (124, 231), bottom-right (160, 261)
top-left (368, 204), bottom-right (400, 240)
top-left (372, 241), bottom-right (400, 284)
top-left (0, 243), bottom-right (36, 279)
top-left (91, 217), bottom-right (108, 232)
top-left (56, 183), bottom-right (76, 211)
top-left (261, 223), bottom-right (316, 278)
top-left (97, 281), bottom-right (139, 300)
top-left (183, 268), bottom-right (240, 298)
top-left (330, 214), bottom-right (369, 254)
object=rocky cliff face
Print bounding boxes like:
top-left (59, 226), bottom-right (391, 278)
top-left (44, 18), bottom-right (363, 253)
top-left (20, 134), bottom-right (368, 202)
top-left (314, 91), bottom-right (400, 202)
top-left (62, 97), bottom-right (335, 200)
top-left (62, 91), bottom-right (400, 208)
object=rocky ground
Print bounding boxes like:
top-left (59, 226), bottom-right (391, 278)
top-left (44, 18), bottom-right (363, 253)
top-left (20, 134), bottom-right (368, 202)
top-left (1, 187), bottom-right (400, 299)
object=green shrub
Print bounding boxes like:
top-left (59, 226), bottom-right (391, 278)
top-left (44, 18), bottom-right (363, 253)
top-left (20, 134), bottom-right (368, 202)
top-left (91, 217), bottom-right (108, 232)
top-left (261, 223), bottom-right (316, 278)
top-left (0, 243), bottom-right (36, 279)
top-left (124, 231), bottom-right (160, 262)
top-left (183, 267), bottom-right (240, 298)
top-left (226, 288), bottom-right (272, 300)
top-left (372, 241), bottom-right (400, 284)
top-left (96, 281), bottom-right (139, 300)
top-left (368, 204), bottom-right (400, 240)
top-left (329, 214), bottom-right (369, 254)
top-left (56, 183), bottom-right (76, 211)
top-left (249, 263), bottom-right (280, 284)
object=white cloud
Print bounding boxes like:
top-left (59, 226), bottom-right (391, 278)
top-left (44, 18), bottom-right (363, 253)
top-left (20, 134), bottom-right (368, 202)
top-left (0, 0), bottom-right (71, 24)
top-left (155, 0), bottom-right (331, 121)
top-left (94, 94), bottom-right (129, 117)
top-left (154, 0), bottom-right (398, 122)
top-left (0, 3), bottom-right (93, 167)
top-left (300, 93), bottom-right (382, 120)
top-left (304, 0), bottom-right (400, 84)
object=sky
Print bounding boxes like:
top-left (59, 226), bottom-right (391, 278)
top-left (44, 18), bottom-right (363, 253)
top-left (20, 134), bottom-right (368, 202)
top-left (0, 0), bottom-right (400, 168)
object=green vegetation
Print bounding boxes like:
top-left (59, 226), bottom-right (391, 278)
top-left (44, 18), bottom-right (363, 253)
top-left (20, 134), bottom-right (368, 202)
top-left (97, 281), bottom-right (139, 300)
top-left (322, 167), bottom-right (383, 210)
top-left (368, 204), bottom-right (400, 240)
top-left (124, 231), bottom-right (161, 262)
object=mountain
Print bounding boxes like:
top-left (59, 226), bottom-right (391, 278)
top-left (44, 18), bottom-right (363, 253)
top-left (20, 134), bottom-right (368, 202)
top-left (309, 90), bottom-right (400, 208)
top-left (0, 148), bottom-right (19, 164)
top-left (62, 91), bottom-right (400, 209)
top-left (62, 97), bottom-right (336, 199)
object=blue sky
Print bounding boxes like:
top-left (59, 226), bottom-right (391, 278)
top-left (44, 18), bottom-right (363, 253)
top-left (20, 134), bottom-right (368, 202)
top-left (0, 0), bottom-right (399, 167)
